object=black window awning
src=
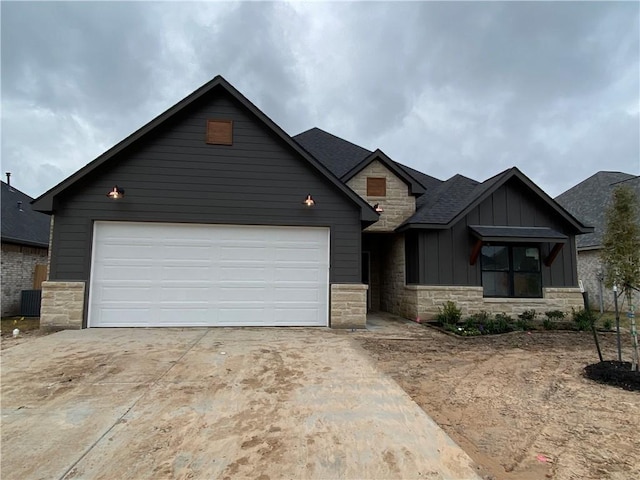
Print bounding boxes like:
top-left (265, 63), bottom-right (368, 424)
top-left (468, 225), bottom-right (568, 243)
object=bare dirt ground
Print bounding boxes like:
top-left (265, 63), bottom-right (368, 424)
top-left (356, 319), bottom-right (639, 480)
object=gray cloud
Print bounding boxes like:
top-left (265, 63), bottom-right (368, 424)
top-left (1, 1), bottom-right (638, 199)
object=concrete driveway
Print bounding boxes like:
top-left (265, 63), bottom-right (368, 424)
top-left (1, 327), bottom-right (480, 479)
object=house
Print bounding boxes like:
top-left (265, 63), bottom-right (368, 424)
top-left (556, 172), bottom-right (640, 311)
top-left (32, 76), bottom-right (591, 330)
top-left (1, 178), bottom-right (50, 316)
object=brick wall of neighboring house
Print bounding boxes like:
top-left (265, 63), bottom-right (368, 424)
top-left (1, 243), bottom-right (49, 316)
top-left (578, 249), bottom-right (640, 312)
top-left (347, 161), bottom-right (415, 232)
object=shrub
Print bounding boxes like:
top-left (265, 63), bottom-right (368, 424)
top-left (543, 318), bottom-right (557, 330)
top-left (516, 310), bottom-right (537, 330)
top-left (545, 310), bottom-right (565, 320)
top-left (572, 308), bottom-right (597, 331)
top-left (436, 301), bottom-right (462, 325)
top-left (494, 313), bottom-right (514, 334)
top-left (602, 318), bottom-right (613, 331)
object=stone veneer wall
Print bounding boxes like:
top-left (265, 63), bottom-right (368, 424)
top-left (403, 286), bottom-right (585, 320)
top-left (577, 249), bottom-right (639, 311)
top-left (1, 243), bottom-right (49, 316)
top-left (347, 161), bottom-right (415, 232)
top-left (40, 281), bottom-right (85, 330)
top-left (376, 233), bottom-right (586, 319)
top-left (330, 283), bottom-right (368, 328)
top-left (380, 234), bottom-right (415, 318)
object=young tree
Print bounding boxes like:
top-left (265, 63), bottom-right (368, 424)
top-left (601, 183), bottom-right (640, 370)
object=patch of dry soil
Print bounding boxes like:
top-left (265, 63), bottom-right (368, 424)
top-left (357, 326), bottom-right (639, 480)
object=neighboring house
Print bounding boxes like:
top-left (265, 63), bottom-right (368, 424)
top-left (556, 172), bottom-right (640, 311)
top-left (32, 76), bottom-right (591, 330)
top-left (1, 179), bottom-right (50, 316)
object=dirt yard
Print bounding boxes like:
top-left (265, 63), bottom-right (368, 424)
top-left (356, 319), bottom-right (639, 480)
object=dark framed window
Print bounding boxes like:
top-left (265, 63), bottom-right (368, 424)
top-left (481, 245), bottom-right (542, 298)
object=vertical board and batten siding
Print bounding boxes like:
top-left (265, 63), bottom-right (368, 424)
top-left (407, 179), bottom-right (578, 287)
top-left (48, 90), bottom-right (362, 284)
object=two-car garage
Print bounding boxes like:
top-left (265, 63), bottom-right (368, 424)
top-left (88, 222), bottom-right (330, 327)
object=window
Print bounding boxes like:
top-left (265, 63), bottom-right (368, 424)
top-left (481, 245), bottom-right (542, 298)
top-left (367, 177), bottom-right (386, 196)
top-left (206, 119), bottom-right (233, 145)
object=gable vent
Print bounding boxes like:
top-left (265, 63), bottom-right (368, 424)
top-left (206, 119), bottom-right (233, 145)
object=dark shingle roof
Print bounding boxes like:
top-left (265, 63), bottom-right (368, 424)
top-left (1, 181), bottom-right (50, 248)
top-left (406, 174), bottom-right (482, 224)
top-left (293, 128), bottom-right (590, 235)
top-left (555, 172), bottom-right (640, 249)
top-left (293, 127), bottom-right (372, 178)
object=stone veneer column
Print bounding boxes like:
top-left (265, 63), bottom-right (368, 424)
top-left (330, 284), bottom-right (368, 329)
top-left (40, 281), bottom-right (86, 330)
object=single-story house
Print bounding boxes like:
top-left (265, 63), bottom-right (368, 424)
top-left (32, 76), bottom-right (591, 329)
top-left (556, 171), bottom-right (640, 311)
top-left (1, 178), bottom-right (50, 316)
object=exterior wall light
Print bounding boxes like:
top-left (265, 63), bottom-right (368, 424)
top-left (303, 194), bottom-right (315, 207)
top-left (373, 203), bottom-right (384, 213)
top-left (107, 186), bottom-right (125, 199)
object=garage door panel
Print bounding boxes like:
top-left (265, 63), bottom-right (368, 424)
top-left (220, 245), bottom-right (267, 261)
top-left (89, 222), bottom-right (329, 327)
top-left (220, 266), bottom-right (267, 281)
top-left (161, 266), bottom-right (211, 281)
top-left (219, 286), bottom-right (267, 302)
top-left (100, 286), bottom-right (154, 302)
top-left (273, 287), bottom-right (319, 302)
top-left (274, 308), bottom-right (320, 325)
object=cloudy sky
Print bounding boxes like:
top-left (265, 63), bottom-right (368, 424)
top-left (2, 1), bottom-right (639, 199)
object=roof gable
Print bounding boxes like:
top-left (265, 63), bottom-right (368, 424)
top-left (1, 181), bottom-right (50, 247)
top-left (32, 77), bottom-right (378, 223)
top-left (400, 167), bottom-right (593, 235)
top-left (341, 149), bottom-right (426, 195)
top-left (556, 171), bottom-right (639, 249)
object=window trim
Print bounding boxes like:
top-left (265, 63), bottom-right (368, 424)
top-left (481, 244), bottom-right (543, 298)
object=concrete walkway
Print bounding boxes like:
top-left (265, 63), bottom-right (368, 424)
top-left (1, 327), bottom-right (480, 479)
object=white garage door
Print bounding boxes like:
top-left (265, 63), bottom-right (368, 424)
top-left (88, 222), bottom-right (329, 327)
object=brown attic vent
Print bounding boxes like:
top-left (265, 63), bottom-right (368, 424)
top-left (206, 119), bottom-right (233, 145)
top-left (367, 177), bottom-right (386, 197)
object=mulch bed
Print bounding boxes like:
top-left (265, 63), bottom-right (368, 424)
top-left (584, 361), bottom-right (640, 392)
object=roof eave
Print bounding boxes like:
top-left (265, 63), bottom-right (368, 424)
top-left (1, 236), bottom-right (49, 248)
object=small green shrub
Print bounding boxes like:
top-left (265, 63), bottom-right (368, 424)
top-left (436, 301), bottom-right (462, 325)
top-left (572, 308), bottom-right (597, 331)
top-left (545, 310), bottom-right (566, 320)
top-left (516, 310), bottom-right (537, 330)
top-left (543, 318), bottom-right (557, 330)
top-left (602, 318), bottom-right (613, 330)
top-left (494, 313), bottom-right (514, 333)
top-left (519, 310), bottom-right (537, 321)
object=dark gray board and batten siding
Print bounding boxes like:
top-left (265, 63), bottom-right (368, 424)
top-left (406, 179), bottom-right (579, 288)
top-left (48, 91), bottom-right (363, 285)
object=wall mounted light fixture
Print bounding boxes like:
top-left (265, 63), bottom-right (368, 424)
top-left (373, 203), bottom-right (384, 213)
top-left (303, 194), bottom-right (315, 207)
top-left (107, 185), bottom-right (125, 199)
